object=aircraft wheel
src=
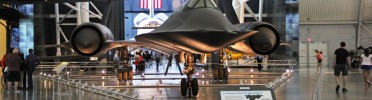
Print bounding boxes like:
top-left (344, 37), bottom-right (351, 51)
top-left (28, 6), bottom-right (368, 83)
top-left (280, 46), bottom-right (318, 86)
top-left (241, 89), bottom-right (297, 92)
top-left (219, 68), bottom-right (224, 80)
top-left (191, 78), bottom-right (199, 96)
top-left (224, 68), bottom-right (229, 81)
top-left (181, 78), bottom-right (188, 96)
top-left (117, 69), bottom-right (123, 81)
top-left (213, 69), bottom-right (219, 80)
top-left (123, 67), bottom-right (128, 81)
top-left (128, 67), bottom-right (133, 80)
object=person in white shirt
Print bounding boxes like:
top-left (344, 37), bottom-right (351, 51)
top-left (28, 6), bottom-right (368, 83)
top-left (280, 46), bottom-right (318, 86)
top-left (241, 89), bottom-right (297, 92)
top-left (262, 55), bottom-right (268, 71)
top-left (113, 51), bottom-right (119, 73)
top-left (360, 49), bottom-right (372, 86)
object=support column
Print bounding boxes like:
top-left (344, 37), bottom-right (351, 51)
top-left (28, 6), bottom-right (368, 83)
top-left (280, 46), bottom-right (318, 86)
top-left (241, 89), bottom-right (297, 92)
top-left (76, 2), bottom-right (82, 25)
top-left (55, 3), bottom-right (61, 56)
top-left (232, 0), bottom-right (244, 23)
top-left (81, 2), bottom-right (90, 24)
top-left (258, 0), bottom-right (264, 22)
top-left (356, 0), bottom-right (364, 48)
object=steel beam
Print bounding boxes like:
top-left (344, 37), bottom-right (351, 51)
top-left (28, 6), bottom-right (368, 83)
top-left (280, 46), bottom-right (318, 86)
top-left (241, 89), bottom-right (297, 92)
top-left (63, 3), bottom-right (79, 11)
top-left (299, 21), bottom-right (357, 25)
top-left (76, 2), bottom-right (81, 25)
top-left (80, 2), bottom-right (90, 23)
top-left (357, 0), bottom-right (365, 48)
top-left (232, 0), bottom-right (245, 23)
top-left (244, 3), bottom-right (259, 22)
top-left (55, 3), bottom-right (61, 56)
top-left (89, 2), bottom-right (102, 16)
top-left (258, 0), bottom-right (264, 22)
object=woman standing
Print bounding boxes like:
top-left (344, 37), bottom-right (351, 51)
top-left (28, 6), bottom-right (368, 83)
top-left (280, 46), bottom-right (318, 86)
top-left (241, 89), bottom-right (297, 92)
top-left (360, 49), bottom-right (372, 86)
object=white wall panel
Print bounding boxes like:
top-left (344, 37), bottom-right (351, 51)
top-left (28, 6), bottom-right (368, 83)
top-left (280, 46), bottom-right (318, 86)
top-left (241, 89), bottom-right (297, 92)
top-left (299, 25), bottom-right (355, 66)
top-left (300, 0), bottom-right (358, 22)
top-left (364, 0), bottom-right (372, 21)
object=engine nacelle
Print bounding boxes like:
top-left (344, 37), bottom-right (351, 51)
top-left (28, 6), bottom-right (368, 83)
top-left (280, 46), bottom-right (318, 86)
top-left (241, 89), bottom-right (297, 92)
top-left (230, 22), bottom-right (280, 55)
top-left (71, 23), bottom-right (114, 56)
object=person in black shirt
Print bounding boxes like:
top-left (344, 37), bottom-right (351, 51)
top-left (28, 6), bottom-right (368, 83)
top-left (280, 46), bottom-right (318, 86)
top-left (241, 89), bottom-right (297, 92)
top-left (334, 42), bottom-right (351, 92)
top-left (25, 49), bottom-right (39, 90)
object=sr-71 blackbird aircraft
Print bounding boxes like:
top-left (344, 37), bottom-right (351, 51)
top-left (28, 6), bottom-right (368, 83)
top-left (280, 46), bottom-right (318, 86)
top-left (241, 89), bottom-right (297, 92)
top-left (38, 0), bottom-right (280, 97)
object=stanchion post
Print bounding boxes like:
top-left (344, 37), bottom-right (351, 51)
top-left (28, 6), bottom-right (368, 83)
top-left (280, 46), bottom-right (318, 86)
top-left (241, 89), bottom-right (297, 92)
top-left (52, 76), bottom-right (55, 100)
top-left (79, 80), bottom-right (81, 100)
top-left (58, 75), bottom-right (61, 100)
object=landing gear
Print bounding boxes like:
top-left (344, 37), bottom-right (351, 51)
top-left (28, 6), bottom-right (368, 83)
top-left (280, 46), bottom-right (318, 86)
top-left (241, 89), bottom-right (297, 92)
top-left (213, 67), bottom-right (229, 80)
top-left (180, 78), bottom-right (199, 97)
top-left (181, 78), bottom-right (188, 96)
top-left (121, 67), bottom-right (133, 81)
top-left (117, 46), bottom-right (133, 82)
top-left (191, 78), bottom-right (199, 96)
top-left (180, 53), bottom-right (199, 97)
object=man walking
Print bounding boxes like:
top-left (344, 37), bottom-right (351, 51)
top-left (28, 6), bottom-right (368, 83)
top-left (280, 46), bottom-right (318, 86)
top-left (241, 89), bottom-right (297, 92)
top-left (334, 42), bottom-right (351, 92)
top-left (154, 51), bottom-right (161, 71)
top-left (25, 49), bottom-right (39, 90)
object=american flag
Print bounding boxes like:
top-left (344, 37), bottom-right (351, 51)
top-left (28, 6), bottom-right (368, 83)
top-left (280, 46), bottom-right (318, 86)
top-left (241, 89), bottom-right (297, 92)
top-left (140, 0), bottom-right (163, 9)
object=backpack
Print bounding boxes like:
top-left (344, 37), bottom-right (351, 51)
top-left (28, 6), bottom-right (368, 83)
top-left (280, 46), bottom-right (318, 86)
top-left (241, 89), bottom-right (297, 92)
top-left (0, 55), bottom-right (6, 69)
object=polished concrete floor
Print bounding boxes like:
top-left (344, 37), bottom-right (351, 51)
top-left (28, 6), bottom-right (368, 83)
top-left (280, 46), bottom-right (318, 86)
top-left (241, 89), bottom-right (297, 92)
top-left (1, 62), bottom-right (372, 100)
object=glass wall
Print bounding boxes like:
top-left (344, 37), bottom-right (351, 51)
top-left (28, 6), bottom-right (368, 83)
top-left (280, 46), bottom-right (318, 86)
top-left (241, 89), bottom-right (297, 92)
top-left (11, 4), bottom-right (34, 57)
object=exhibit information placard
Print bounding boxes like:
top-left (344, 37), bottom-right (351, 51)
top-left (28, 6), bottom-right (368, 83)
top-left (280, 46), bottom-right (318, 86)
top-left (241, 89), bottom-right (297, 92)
top-left (220, 90), bottom-right (273, 100)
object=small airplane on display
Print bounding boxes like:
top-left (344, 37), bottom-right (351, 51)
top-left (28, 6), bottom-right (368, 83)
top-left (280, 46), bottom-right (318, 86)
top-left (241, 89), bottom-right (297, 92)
top-left (34, 0), bottom-right (281, 97)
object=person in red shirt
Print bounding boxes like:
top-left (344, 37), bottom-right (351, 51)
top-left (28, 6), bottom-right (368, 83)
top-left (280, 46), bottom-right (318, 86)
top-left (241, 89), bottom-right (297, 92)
top-left (134, 52), bottom-right (144, 71)
top-left (1, 53), bottom-right (8, 72)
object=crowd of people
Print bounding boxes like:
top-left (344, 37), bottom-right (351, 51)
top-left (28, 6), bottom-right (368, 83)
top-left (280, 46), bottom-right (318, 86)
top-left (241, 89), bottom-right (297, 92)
top-left (0, 48), bottom-right (39, 93)
top-left (114, 49), bottom-right (167, 71)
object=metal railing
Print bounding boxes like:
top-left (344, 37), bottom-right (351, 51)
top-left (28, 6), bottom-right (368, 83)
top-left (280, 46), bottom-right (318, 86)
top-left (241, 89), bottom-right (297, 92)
top-left (37, 74), bottom-right (140, 100)
top-left (38, 60), bottom-right (297, 69)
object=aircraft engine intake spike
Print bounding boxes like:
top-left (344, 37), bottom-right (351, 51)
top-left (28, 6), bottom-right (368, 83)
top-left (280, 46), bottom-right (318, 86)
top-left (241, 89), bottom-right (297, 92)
top-left (71, 23), bottom-right (114, 56)
top-left (231, 22), bottom-right (280, 55)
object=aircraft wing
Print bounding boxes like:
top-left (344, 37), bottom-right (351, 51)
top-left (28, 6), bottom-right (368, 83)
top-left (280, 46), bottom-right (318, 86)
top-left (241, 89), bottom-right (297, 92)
top-left (106, 40), bottom-right (176, 55)
top-left (36, 42), bottom-right (71, 49)
top-left (39, 55), bottom-right (88, 61)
